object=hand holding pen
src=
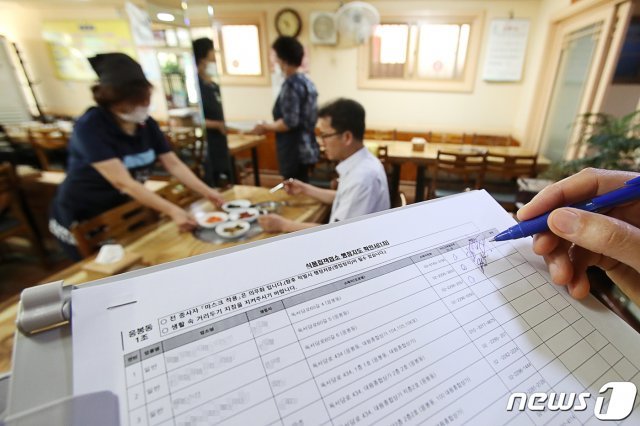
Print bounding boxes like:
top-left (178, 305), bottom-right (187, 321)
top-left (509, 168), bottom-right (640, 304)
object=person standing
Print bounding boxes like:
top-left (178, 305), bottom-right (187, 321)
top-left (252, 36), bottom-right (319, 182)
top-left (192, 38), bottom-right (231, 187)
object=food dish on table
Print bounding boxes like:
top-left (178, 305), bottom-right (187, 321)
top-left (253, 201), bottom-right (283, 214)
top-left (215, 220), bottom-right (251, 238)
top-left (222, 199), bottom-right (252, 212)
top-left (195, 212), bottom-right (229, 228)
top-left (229, 208), bottom-right (260, 223)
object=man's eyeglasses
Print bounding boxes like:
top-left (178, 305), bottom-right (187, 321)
top-left (319, 131), bottom-right (344, 142)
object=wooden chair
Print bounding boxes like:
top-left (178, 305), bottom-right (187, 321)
top-left (70, 200), bottom-right (160, 258)
top-left (428, 150), bottom-right (486, 199)
top-left (430, 132), bottom-right (471, 145)
top-left (378, 145), bottom-right (406, 207)
top-left (28, 127), bottom-right (68, 171)
top-left (165, 127), bottom-right (205, 177)
top-left (471, 134), bottom-right (518, 147)
top-left (364, 128), bottom-right (396, 141)
top-left (484, 152), bottom-right (538, 211)
top-left (394, 131), bottom-right (432, 142)
top-left (0, 162), bottom-right (47, 263)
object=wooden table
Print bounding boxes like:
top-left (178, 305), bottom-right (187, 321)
top-left (0, 184), bottom-right (326, 372)
top-left (42, 185), bottom-right (328, 286)
top-left (366, 140), bottom-right (551, 203)
top-left (4, 123), bottom-right (72, 145)
top-left (227, 134), bottom-right (266, 186)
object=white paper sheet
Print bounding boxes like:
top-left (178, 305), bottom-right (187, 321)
top-left (482, 19), bottom-right (530, 82)
top-left (72, 190), bottom-right (640, 426)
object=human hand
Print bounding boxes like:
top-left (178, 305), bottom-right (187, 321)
top-left (204, 188), bottom-right (225, 207)
top-left (258, 213), bottom-right (293, 233)
top-left (250, 122), bottom-right (269, 135)
top-left (170, 208), bottom-right (197, 232)
top-left (283, 178), bottom-right (307, 196)
top-left (517, 168), bottom-right (640, 304)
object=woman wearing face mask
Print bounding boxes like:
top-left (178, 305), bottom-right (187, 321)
top-left (49, 53), bottom-right (225, 260)
top-left (252, 36), bottom-right (319, 182)
top-left (192, 38), bottom-right (231, 187)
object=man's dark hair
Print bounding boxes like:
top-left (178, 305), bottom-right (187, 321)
top-left (272, 36), bottom-right (304, 67)
top-left (192, 37), bottom-right (214, 64)
top-left (318, 98), bottom-right (366, 141)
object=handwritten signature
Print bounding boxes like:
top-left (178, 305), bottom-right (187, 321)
top-left (466, 236), bottom-right (488, 272)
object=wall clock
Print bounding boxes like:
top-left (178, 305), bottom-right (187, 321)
top-left (275, 8), bottom-right (302, 38)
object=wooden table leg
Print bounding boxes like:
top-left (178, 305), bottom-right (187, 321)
top-left (229, 155), bottom-right (238, 184)
top-left (415, 165), bottom-right (426, 202)
top-left (251, 147), bottom-right (260, 186)
top-left (390, 164), bottom-right (401, 203)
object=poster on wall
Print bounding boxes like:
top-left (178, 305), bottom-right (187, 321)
top-left (125, 2), bottom-right (155, 47)
top-left (42, 20), bottom-right (136, 81)
top-left (482, 18), bottom-right (530, 82)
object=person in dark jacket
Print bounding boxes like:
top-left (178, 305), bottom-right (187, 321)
top-left (192, 38), bottom-right (231, 187)
top-left (252, 36), bottom-right (319, 182)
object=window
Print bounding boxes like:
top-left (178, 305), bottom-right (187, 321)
top-left (212, 14), bottom-right (269, 85)
top-left (360, 12), bottom-right (483, 92)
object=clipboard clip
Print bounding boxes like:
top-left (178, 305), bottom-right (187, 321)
top-left (17, 281), bottom-right (71, 334)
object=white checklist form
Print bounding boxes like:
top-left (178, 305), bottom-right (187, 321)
top-left (72, 190), bottom-right (640, 425)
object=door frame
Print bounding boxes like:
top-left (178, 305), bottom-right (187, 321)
top-left (527, 0), bottom-right (632, 160)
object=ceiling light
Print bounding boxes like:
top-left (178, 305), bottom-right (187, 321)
top-left (157, 13), bottom-right (175, 22)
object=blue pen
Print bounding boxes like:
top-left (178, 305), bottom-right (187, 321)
top-left (492, 175), bottom-right (640, 242)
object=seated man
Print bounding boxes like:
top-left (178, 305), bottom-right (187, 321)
top-left (259, 98), bottom-right (390, 233)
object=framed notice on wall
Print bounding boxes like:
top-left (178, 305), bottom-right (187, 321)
top-left (482, 19), bottom-right (530, 82)
top-left (42, 20), bottom-right (136, 81)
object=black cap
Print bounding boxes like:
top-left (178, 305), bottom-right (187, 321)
top-left (88, 53), bottom-right (150, 86)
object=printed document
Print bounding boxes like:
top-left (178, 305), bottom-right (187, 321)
top-left (72, 190), bottom-right (640, 425)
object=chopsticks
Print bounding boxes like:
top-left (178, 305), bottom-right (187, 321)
top-left (269, 182), bottom-right (285, 193)
top-left (269, 178), bottom-right (293, 193)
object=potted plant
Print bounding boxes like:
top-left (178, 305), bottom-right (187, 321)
top-left (561, 110), bottom-right (640, 175)
top-left (524, 110), bottom-right (640, 202)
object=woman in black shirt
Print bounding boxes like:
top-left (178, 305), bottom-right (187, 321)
top-left (192, 38), bottom-right (231, 187)
top-left (50, 53), bottom-right (224, 259)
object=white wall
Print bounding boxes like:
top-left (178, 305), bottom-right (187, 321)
top-left (510, 0), bottom-right (572, 145)
top-left (213, 0), bottom-right (547, 140)
top-left (1, 0), bottom-right (590, 147)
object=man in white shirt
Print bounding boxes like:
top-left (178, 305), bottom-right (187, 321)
top-left (258, 98), bottom-right (390, 233)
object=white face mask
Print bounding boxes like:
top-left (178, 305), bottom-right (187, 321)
top-left (116, 105), bottom-right (150, 124)
top-left (206, 62), bottom-right (218, 78)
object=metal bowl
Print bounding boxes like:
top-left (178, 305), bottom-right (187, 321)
top-left (253, 201), bottom-right (283, 214)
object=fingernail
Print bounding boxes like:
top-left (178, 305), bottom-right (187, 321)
top-left (551, 209), bottom-right (579, 234)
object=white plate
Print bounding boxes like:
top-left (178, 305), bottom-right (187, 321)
top-left (221, 199), bottom-right (252, 213)
top-left (215, 220), bottom-right (251, 238)
top-left (229, 208), bottom-right (260, 223)
top-left (195, 211), bottom-right (229, 228)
